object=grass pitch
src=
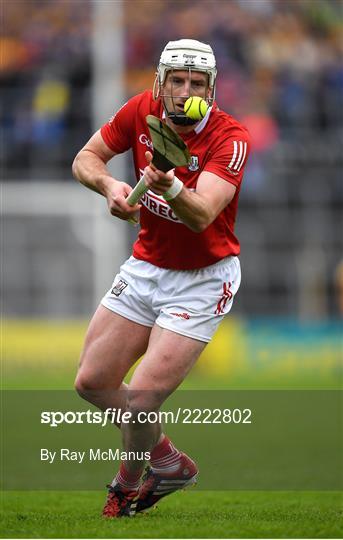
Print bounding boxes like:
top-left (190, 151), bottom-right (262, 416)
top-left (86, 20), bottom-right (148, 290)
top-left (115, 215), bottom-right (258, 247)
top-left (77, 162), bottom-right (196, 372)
top-left (1, 490), bottom-right (342, 538)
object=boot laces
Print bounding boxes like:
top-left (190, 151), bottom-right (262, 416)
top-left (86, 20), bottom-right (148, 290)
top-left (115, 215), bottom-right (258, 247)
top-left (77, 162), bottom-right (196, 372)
top-left (103, 485), bottom-right (130, 516)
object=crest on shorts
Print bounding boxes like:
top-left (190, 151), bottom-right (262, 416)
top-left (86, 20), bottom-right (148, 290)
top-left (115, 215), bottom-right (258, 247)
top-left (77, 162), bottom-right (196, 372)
top-left (111, 279), bottom-right (128, 297)
top-left (188, 155), bottom-right (199, 172)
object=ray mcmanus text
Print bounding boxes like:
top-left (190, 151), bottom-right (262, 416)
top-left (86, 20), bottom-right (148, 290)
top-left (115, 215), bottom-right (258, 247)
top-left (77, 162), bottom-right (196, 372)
top-left (40, 448), bottom-right (151, 464)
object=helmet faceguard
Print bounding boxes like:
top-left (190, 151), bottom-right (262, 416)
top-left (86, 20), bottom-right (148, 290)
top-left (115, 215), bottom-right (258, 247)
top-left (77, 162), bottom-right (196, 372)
top-left (154, 39), bottom-right (217, 126)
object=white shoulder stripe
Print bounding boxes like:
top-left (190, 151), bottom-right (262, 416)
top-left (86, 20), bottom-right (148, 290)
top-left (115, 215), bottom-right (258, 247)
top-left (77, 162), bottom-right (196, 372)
top-left (228, 141), bottom-right (237, 168)
top-left (233, 141), bottom-right (243, 170)
top-left (236, 141), bottom-right (247, 171)
top-left (228, 140), bottom-right (248, 173)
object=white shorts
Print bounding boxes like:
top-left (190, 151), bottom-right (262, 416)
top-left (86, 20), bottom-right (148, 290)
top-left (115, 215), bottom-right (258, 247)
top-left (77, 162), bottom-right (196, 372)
top-left (101, 256), bottom-right (241, 343)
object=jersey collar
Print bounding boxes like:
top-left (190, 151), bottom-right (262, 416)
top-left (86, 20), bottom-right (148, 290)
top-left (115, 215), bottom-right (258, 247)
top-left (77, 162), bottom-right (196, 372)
top-left (194, 106), bottom-right (212, 134)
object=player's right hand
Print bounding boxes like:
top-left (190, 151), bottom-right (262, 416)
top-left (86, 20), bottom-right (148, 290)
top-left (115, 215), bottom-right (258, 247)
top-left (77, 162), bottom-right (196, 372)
top-left (105, 181), bottom-right (141, 222)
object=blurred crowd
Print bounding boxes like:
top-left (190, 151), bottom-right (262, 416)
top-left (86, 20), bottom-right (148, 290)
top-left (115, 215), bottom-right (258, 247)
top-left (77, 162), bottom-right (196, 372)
top-left (1, 0), bottom-right (342, 180)
top-left (2, 1), bottom-right (91, 179)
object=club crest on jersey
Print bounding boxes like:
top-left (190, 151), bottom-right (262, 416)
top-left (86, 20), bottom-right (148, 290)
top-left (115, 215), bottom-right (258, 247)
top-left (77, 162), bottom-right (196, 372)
top-left (188, 155), bottom-right (199, 172)
top-left (111, 278), bottom-right (128, 297)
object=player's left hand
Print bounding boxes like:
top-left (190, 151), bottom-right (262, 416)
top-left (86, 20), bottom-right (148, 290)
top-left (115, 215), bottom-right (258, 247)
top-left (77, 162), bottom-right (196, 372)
top-left (143, 151), bottom-right (175, 196)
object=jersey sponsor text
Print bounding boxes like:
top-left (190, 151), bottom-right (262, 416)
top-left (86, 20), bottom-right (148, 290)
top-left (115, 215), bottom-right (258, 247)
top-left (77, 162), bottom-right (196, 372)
top-left (141, 191), bottom-right (181, 223)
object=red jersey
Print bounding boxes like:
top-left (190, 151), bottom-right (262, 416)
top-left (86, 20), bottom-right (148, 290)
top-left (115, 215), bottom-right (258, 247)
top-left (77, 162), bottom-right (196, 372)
top-left (101, 91), bottom-right (250, 270)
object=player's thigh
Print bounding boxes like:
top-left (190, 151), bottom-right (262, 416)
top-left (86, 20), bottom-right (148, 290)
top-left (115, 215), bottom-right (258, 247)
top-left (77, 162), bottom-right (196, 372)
top-left (128, 324), bottom-right (206, 404)
top-left (77, 305), bottom-right (152, 389)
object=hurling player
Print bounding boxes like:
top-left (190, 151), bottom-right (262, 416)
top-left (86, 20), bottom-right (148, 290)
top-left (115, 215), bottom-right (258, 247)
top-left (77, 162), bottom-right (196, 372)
top-left (73, 39), bottom-right (250, 517)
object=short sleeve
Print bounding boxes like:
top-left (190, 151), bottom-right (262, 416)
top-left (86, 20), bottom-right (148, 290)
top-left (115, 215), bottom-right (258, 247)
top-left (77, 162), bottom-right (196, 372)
top-left (100, 95), bottom-right (141, 154)
top-left (204, 131), bottom-right (251, 187)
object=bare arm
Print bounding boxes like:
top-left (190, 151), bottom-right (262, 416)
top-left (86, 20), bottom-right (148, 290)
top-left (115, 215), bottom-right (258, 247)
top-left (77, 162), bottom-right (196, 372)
top-left (168, 172), bottom-right (236, 232)
top-left (143, 151), bottom-right (236, 233)
top-left (72, 130), bottom-right (141, 221)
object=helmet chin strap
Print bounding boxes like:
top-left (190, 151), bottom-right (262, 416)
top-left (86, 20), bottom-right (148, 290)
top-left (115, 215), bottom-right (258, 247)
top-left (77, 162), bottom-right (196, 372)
top-left (163, 98), bottom-right (199, 126)
top-left (167, 111), bottom-right (198, 126)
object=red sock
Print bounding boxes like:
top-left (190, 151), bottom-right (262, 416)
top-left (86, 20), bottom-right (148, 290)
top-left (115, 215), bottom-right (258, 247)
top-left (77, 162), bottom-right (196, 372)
top-left (150, 435), bottom-right (182, 473)
top-left (113, 462), bottom-right (142, 491)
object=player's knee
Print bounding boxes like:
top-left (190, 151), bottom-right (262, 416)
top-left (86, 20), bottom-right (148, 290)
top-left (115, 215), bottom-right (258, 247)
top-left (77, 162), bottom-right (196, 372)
top-left (74, 372), bottom-right (102, 399)
top-left (74, 374), bottom-right (89, 399)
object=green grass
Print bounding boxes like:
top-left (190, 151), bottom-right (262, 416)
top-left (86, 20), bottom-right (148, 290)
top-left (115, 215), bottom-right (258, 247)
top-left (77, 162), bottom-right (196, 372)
top-left (1, 491), bottom-right (342, 538)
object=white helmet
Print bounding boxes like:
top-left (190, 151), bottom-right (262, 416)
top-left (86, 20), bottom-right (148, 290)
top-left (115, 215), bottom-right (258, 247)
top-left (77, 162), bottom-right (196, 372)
top-left (155, 39), bottom-right (217, 105)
